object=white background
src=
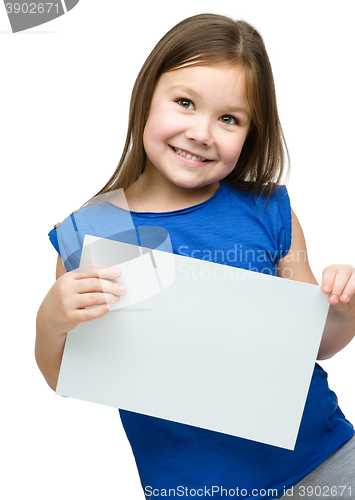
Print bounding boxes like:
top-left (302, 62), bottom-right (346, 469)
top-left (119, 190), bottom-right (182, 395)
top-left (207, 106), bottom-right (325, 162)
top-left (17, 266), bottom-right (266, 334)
top-left (1, 1), bottom-right (354, 498)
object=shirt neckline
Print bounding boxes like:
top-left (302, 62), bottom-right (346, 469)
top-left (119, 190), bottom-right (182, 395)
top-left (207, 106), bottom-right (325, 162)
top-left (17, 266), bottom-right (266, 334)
top-left (108, 183), bottom-right (226, 218)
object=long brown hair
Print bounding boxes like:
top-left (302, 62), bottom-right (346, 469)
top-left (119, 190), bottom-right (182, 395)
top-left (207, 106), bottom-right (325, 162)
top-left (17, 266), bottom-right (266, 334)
top-left (94, 13), bottom-right (289, 198)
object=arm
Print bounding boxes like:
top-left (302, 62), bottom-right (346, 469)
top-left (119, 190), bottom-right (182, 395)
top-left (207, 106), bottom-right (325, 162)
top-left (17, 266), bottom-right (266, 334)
top-left (35, 256), bottom-right (126, 391)
top-left (277, 209), bottom-right (355, 360)
top-left (35, 256), bottom-right (68, 391)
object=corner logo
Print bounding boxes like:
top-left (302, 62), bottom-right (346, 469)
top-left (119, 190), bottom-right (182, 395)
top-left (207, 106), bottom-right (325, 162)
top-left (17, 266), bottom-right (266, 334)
top-left (4, 0), bottom-right (79, 33)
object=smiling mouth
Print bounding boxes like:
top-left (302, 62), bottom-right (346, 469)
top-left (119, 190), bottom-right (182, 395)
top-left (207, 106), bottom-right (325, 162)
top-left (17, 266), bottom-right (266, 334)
top-left (172, 146), bottom-right (210, 162)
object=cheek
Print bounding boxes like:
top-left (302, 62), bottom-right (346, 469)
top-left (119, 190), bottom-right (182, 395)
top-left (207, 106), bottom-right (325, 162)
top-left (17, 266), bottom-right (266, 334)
top-left (143, 118), bottom-right (160, 157)
top-left (221, 140), bottom-right (245, 168)
top-left (142, 124), bottom-right (151, 152)
top-left (143, 114), bottom-right (171, 152)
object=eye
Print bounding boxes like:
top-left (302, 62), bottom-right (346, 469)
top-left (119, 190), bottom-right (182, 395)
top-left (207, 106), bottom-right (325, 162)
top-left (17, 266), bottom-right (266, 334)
top-left (176, 98), bottom-right (194, 110)
top-left (219, 115), bottom-right (238, 125)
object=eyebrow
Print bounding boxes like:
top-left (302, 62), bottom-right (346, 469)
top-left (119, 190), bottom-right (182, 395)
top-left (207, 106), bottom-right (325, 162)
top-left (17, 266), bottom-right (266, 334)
top-left (168, 85), bottom-right (199, 98)
top-left (168, 85), bottom-right (250, 116)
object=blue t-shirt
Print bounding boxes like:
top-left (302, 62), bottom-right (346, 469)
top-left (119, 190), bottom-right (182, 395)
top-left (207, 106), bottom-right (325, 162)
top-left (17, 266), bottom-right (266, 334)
top-left (49, 182), bottom-right (354, 499)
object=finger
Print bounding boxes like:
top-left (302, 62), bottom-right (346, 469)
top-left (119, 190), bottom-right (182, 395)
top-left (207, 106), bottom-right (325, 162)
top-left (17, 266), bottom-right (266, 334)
top-left (75, 291), bottom-right (121, 309)
top-left (339, 272), bottom-right (355, 303)
top-left (324, 266), bottom-right (353, 304)
top-left (76, 304), bottom-right (111, 323)
top-left (321, 266), bottom-right (337, 294)
top-left (72, 266), bottom-right (122, 281)
top-left (73, 273), bottom-right (126, 296)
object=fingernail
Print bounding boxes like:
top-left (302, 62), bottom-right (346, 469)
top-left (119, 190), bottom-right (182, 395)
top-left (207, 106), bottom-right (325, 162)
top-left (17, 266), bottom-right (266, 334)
top-left (341, 293), bottom-right (349, 302)
top-left (114, 295), bottom-right (120, 302)
top-left (118, 286), bottom-right (126, 294)
top-left (330, 294), bottom-right (338, 303)
top-left (113, 269), bottom-right (121, 278)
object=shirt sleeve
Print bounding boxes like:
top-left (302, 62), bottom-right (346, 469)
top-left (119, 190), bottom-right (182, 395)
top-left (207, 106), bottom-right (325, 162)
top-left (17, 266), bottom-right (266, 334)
top-left (48, 227), bottom-right (60, 254)
top-left (47, 212), bottom-right (83, 272)
top-left (47, 202), bottom-right (139, 272)
top-left (274, 185), bottom-right (292, 259)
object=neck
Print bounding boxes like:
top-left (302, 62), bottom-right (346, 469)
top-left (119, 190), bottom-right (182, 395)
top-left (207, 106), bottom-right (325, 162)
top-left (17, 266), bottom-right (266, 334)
top-left (124, 173), bottom-right (220, 213)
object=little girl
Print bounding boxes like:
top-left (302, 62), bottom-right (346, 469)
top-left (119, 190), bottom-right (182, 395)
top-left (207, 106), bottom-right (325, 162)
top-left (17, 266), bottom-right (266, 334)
top-left (36, 14), bottom-right (355, 499)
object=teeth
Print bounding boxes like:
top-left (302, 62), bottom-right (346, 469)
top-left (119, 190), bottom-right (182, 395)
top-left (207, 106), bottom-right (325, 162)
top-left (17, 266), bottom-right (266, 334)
top-left (173, 147), bottom-right (208, 162)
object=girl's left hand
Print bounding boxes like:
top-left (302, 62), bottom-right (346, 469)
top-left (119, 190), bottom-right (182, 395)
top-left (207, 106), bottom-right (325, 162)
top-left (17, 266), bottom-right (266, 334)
top-left (321, 264), bottom-right (355, 316)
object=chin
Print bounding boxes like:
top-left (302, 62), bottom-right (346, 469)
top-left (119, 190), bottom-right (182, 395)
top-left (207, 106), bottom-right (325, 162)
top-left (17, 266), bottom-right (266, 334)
top-left (170, 178), bottom-right (205, 190)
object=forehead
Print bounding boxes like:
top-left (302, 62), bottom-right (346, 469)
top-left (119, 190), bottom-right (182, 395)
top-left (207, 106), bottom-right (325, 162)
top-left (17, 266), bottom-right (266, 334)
top-left (155, 65), bottom-right (249, 111)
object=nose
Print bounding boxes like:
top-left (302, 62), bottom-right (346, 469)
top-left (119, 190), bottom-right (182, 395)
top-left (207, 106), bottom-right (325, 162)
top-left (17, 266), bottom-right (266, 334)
top-left (185, 116), bottom-right (212, 146)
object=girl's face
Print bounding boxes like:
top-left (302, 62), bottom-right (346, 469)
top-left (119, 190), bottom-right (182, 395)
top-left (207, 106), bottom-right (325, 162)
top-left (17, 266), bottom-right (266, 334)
top-left (143, 64), bottom-right (251, 194)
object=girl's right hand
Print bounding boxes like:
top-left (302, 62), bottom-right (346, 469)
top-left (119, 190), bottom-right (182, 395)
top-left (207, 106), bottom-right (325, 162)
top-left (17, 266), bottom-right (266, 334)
top-left (38, 266), bottom-right (126, 337)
